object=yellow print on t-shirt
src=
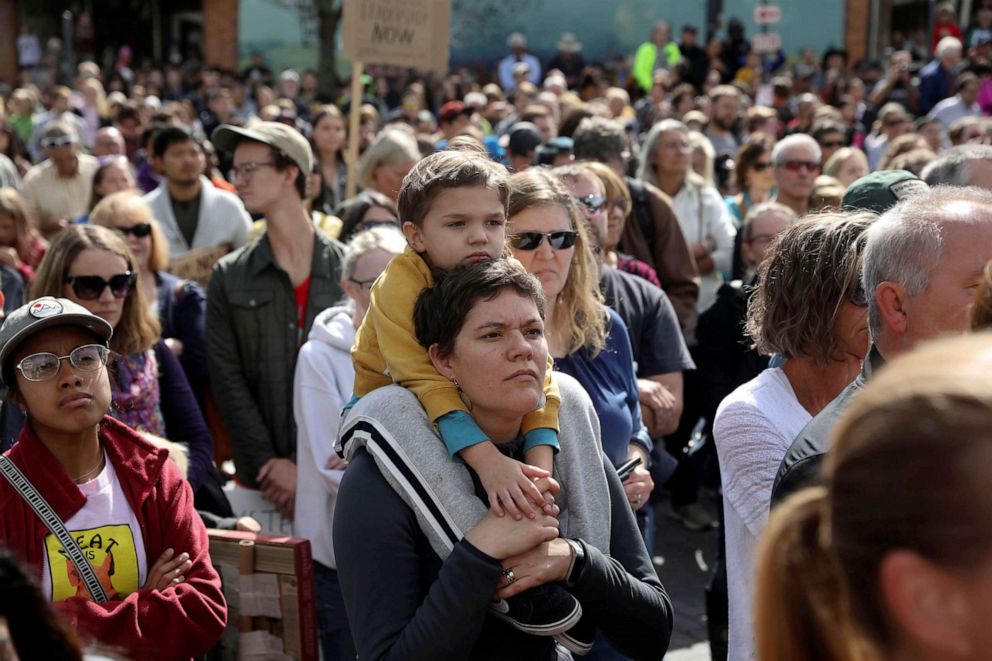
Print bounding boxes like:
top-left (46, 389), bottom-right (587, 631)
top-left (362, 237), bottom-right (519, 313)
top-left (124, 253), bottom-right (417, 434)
top-left (45, 524), bottom-right (140, 602)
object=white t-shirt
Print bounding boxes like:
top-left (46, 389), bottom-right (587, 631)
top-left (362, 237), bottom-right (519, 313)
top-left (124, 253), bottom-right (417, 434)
top-left (41, 453), bottom-right (148, 602)
top-left (713, 367), bottom-right (812, 661)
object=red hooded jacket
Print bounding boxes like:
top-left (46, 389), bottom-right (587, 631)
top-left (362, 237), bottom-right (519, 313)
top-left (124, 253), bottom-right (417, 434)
top-left (0, 415), bottom-right (227, 659)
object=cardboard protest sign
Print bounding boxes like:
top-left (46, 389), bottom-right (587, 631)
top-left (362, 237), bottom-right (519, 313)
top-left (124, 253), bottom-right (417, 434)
top-left (342, 0), bottom-right (451, 72)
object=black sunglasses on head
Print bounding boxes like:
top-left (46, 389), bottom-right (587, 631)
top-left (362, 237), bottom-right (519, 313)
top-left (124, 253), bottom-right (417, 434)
top-left (65, 272), bottom-right (137, 301)
top-left (115, 223), bottom-right (152, 238)
top-left (509, 230), bottom-right (578, 251)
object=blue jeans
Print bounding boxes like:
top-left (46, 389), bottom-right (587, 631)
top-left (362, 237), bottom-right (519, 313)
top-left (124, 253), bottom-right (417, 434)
top-left (314, 562), bottom-right (356, 660)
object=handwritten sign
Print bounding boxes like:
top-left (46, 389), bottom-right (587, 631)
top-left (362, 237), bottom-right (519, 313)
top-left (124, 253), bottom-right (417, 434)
top-left (165, 243), bottom-right (232, 289)
top-left (341, 0), bottom-right (451, 72)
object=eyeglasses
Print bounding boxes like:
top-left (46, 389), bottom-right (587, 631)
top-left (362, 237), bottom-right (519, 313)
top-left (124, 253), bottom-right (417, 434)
top-left (849, 286), bottom-right (868, 307)
top-left (572, 195), bottom-right (607, 214)
top-left (752, 161), bottom-right (773, 172)
top-left (746, 233), bottom-right (779, 246)
top-left (115, 223), bottom-right (152, 238)
top-left (509, 230), bottom-right (578, 251)
top-left (16, 344), bottom-right (110, 382)
top-left (40, 136), bottom-right (77, 149)
top-left (608, 198), bottom-right (631, 214)
top-left (777, 160), bottom-right (821, 173)
top-left (884, 117), bottom-right (907, 126)
top-left (65, 272), bottom-right (137, 301)
top-left (229, 161), bottom-right (276, 181)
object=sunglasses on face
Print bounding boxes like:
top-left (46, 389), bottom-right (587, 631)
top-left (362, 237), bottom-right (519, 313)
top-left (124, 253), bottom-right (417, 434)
top-left (16, 344), bottom-right (110, 382)
top-left (360, 219), bottom-right (400, 231)
top-left (573, 195), bottom-right (607, 214)
top-left (115, 223), bottom-right (152, 238)
top-left (778, 160), bottom-right (821, 173)
top-left (65, 272), bottom-right (137, 301)
top-left (820, 140), bottom-right (845, 149)
top-left (752, 161), bottom-right (773, 172)
top-left (509, 230), bottom-right (578, 251)
top-left (849, 286), bottom-right (869, 307)
top-left (40, 136), bottom-right (77, 149)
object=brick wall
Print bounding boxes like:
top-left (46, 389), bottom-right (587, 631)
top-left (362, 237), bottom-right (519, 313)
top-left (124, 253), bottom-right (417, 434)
top-left (0, 0), bottom-right (18, 86)
top-left (203, 0), bottom-right (238, 70)
top-left (845, 0), bottom-right (871, 64)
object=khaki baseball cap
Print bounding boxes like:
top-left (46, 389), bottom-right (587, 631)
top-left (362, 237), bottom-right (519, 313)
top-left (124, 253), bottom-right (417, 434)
top-left (212, 121), bottom-right (314, 175)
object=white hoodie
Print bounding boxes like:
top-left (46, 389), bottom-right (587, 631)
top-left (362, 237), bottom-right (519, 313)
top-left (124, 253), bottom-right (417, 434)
top-left (293, 305), bottom-right (355, 568)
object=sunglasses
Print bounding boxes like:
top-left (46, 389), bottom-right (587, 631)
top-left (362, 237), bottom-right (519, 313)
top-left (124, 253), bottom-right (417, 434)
top-left (820, 140), bottom-right (846, 149)
top-left (65, 272), bottom-right (137, 301)
top-left (40, 136), bottom-right (77, 149)
top-left (849, 286), bottom-right (869, 307)
top-left (115, 223), bottom-right (152, 238)
top-left (360, 219), bottom-right (400, 231)
top-left (572, 195), bottom-right (607, 214)
top-left (778, 160), bottom-right (821, 173)
top-left (752, 161), bottom-right (773, 172)
top-left (509, 230), bottom-right (578, 251)
top-left (16, 344), bottom-right (110, 382)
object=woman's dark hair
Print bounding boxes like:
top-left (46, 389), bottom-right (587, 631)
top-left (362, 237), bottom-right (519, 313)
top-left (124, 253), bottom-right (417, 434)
top-left (336, 189), bottom-right (400, 241)
top-left (734, 132), bottom-right (777, 191)
top-left (747, 212), bottom-right (874, 366)
top-left (0, 550), bottom-right (83, 660)
top-left (414, 260), bottom-right (546, 360)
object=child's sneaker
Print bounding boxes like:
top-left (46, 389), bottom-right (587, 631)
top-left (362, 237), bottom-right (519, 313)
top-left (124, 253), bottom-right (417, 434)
top-left (554, 613), bottom-right (595, 655)
top-left (489, 583), bottom-right (582, 636)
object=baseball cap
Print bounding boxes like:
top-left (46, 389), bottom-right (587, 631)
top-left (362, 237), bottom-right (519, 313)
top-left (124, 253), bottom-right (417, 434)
top-left (439, 101), bottom-right (469, 124)
top-left (212, 121), bottom-right (314, 175)
top-left (0, 297), bottom-right (113, 384)
top-left (507, 122), bottom-right (543, 156)
top-left (841, 170), bottom-right (929, 214)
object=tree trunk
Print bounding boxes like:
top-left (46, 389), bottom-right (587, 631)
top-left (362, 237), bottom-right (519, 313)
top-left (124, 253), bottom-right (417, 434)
top-left (315, 0), bottom-right (342, 99)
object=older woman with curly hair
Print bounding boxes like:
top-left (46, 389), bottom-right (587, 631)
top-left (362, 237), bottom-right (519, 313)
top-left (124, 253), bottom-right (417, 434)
top-left (713, 211), bottom-right (875, 661)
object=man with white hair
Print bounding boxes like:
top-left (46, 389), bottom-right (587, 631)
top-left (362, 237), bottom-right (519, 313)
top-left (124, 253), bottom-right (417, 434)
top-left (770, 134), bottom-right (821, 216)
top-left (773, 185), bottom-right (992, 502)
top-left (498, 32), bottom-right (541, 91)
top-left (921, 143), bottom-right (992, 189)
top-left (21, 120), bottom-right (97, 237)
top-left (919, 36), bottom-right (963, 114)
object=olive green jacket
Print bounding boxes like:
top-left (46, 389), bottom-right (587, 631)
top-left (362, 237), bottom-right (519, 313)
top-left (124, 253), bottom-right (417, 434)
top-left (206, 229), bottom-right (344, 487)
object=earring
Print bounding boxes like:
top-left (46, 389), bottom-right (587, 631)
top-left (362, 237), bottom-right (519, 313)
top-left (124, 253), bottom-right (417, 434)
top-left (450, 376), bottom-right (461, 391)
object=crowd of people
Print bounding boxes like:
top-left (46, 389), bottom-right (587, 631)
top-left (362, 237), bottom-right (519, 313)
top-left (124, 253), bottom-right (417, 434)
top-left (4, 3), bottom-right (992, 659)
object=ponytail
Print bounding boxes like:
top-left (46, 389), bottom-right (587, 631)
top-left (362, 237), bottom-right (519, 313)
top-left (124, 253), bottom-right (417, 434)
top-left (754, 487), bottom-right (874, 661)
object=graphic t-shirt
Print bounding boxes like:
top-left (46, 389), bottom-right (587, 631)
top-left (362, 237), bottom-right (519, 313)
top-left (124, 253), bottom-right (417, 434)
top-left (41, 454), bottom-right (147, 602)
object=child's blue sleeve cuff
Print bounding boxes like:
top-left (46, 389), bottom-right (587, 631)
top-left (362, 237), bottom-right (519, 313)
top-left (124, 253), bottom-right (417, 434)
top-left (437, 411), bottom-right (490, 457)
top-left (523, 428), bottom-right (560, 453)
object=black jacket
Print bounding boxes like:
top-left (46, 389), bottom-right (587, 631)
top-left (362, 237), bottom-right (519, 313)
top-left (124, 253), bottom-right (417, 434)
top-left (771, 346), bottom-right (885, 505)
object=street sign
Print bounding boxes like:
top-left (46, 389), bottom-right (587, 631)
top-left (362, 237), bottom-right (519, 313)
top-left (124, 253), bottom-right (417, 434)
top-left (342, 0), bottom-right (452, 72)
top-left (751, 32), bottom-right (782, 53)
top-left (754, 5), bottom-right (782, 24)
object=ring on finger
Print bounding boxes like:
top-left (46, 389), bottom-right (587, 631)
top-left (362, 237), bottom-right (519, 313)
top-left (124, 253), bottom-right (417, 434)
top-left (502, 568), bottom-right (516, 584)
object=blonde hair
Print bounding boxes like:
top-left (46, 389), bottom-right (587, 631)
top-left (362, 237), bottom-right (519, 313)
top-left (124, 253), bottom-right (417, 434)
top-left (823, 147), bottom-right (868, 180)
top-left (508, 168), bottom-right (606, 356)
top-left (30, 225), bottom-right (160, 356)
top-left (0, 187), bottom-right (47, 265)
top-left (582, 160), bottom-right (630, 251)
top-left (756, 333), bottom-right (992, 661)
top-left (89, 191), bottom-right (170, 272)
top-left (357, 128), bottom-right (421, 189)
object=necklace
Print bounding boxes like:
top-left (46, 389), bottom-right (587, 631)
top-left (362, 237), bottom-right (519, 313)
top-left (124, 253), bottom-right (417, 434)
top-left (72, 453), bottom-right (105, 484)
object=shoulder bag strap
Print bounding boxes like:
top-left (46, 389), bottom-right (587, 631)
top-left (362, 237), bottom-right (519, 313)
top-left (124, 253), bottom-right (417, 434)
top-left (0, 455), bottom-right (109, 603)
